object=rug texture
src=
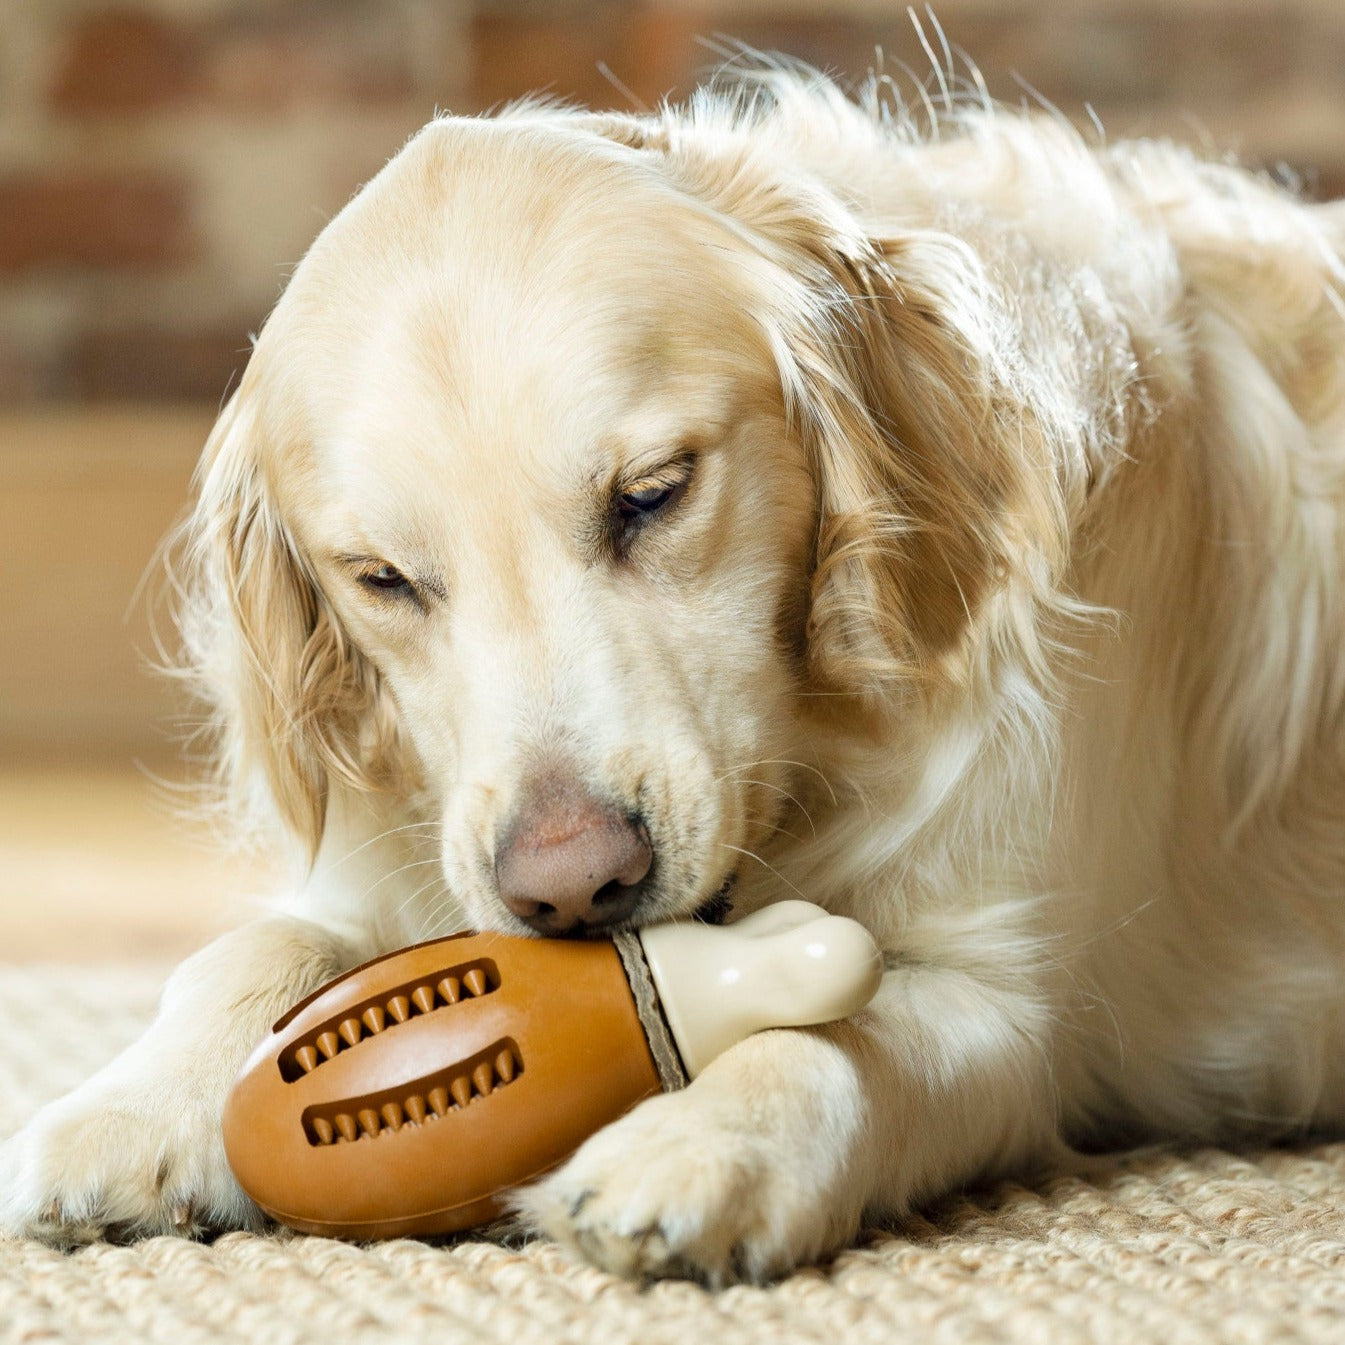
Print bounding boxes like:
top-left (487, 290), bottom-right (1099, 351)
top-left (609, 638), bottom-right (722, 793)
top-left (2, 963), bottom-right (1344, 1344)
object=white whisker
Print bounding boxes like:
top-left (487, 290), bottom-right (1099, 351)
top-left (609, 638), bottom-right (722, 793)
top-left (719, 843), bottom-right (810, 903)
top-left (732, 778), bottom-right (817, 838)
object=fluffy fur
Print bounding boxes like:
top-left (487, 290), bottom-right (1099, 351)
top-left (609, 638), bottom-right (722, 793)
top-left (4, 60), bottom-right (1344, 1283)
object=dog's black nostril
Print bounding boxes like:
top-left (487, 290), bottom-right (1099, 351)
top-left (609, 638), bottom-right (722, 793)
top-left (592, 879), bottom-right (630, 908)
top-left (518, 889), bottom-right (641, 938)
top-left (599, 882), bottom-right (641, 923)
top-left (514, 882), bottom-right (643, 937)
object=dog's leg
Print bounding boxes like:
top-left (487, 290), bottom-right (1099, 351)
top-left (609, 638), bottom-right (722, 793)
top-left (522, 961), bottom-right (1056, 1283)
top-left (0, 915), bottom-right (362, 1244)
top-left (0, 787), bottom-right (441, 1246)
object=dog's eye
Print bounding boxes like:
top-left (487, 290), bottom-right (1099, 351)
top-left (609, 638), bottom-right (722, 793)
top-left (617, 480), bottom-right (677, 519)
top-left (361, 562), bottom-right (410, 593)
top-left (612, 463), bottom-right (692, 549)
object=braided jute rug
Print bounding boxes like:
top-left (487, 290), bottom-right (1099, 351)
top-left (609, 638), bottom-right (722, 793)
top-left (2, 965), bottom-right (1344, 1344)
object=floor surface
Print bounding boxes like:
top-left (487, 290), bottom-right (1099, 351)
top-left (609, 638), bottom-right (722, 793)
top-left (3, 960), bottom-right (1344, 1344)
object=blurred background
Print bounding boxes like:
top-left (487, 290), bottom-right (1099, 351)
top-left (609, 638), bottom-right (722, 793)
top-left (2, 0), bottom-right (1342, 961)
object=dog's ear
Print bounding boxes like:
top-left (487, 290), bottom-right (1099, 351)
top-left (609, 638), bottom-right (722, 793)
top-left (777, 217), bottom-right (1059, 696)
top-left (656, 134), bottom-right (1062, 699)
top-left (178, 391), bottom-right (397, 859)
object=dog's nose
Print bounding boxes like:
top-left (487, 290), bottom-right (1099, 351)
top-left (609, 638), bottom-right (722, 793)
top-left (494, 779), bottom-right (652, 935)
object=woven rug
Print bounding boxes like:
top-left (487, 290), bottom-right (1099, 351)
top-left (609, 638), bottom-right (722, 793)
top-left (2, 965), bottom-right (1344, 1344)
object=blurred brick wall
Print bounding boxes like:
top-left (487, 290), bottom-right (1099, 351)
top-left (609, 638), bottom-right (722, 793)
top-left (2, 0), bottom-right (1343, 406)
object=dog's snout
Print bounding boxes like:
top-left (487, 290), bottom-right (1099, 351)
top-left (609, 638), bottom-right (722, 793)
top-left (494, 779), bottom-right (653, 935)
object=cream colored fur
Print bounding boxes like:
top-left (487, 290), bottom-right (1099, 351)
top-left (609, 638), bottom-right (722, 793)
top-left (4, 64), bottom-right (1344, 1283)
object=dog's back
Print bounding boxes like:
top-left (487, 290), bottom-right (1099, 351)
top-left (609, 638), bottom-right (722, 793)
top-left (745, 76), bottom-right (1345, 1148)
top-left (1048, 139), bottom-right (1345, 1145)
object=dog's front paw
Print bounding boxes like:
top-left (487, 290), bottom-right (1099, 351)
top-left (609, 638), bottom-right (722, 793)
top-left (518, 1083), bottom-right (861, 1285)
top-left (0, 1063), bottom-right (257, 1246)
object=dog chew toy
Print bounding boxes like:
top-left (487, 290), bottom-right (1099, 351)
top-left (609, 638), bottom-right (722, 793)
top-left (222, 900), bottom-right (883, 1240)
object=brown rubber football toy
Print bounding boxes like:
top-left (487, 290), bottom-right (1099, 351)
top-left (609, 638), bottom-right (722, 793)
top-left (222, 900), bottom-right (882, 1239)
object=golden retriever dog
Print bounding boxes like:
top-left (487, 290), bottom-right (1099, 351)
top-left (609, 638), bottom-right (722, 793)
top-left (3, 60), bottom-right (1344, 1283)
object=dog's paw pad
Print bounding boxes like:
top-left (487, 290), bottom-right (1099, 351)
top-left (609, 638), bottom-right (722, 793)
top-left (516, 1091), bottom-right (820, 1285)
top-left (0, 1082), bottom-right (251, 1246)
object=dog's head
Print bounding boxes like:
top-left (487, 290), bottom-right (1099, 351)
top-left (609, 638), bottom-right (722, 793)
top-left (180, 86), bottom-right (1055, 935)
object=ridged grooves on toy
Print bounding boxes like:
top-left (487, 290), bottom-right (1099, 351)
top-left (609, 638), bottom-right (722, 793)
top-left (301, 1038), bottom-right (523, 1146)
top-left (278, 960), bottom-right (498, 1082)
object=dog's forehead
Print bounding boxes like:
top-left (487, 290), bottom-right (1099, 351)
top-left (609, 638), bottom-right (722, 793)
top-left (273, 118), bottom-right (770, 517)
top-left (291, 115), bottom-right (732, 347)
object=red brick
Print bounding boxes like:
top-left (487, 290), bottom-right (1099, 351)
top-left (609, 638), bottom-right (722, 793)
top-left (70, 325), bottom-right (258, 400)
top-left (593, 8), bottom-right (1334, 133)
top-left (704, 15), bottom-right (902, 87)
top-left (208, 6), bottom-right (418, 109)
top-left (0, 173), bottom-right (197, 272)
top-left (471, 8), bottom-right (702, 112)
top-left (51, 11), bottom-right (201, 114)
top-left (51, 3), bottom-right (420, 116)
